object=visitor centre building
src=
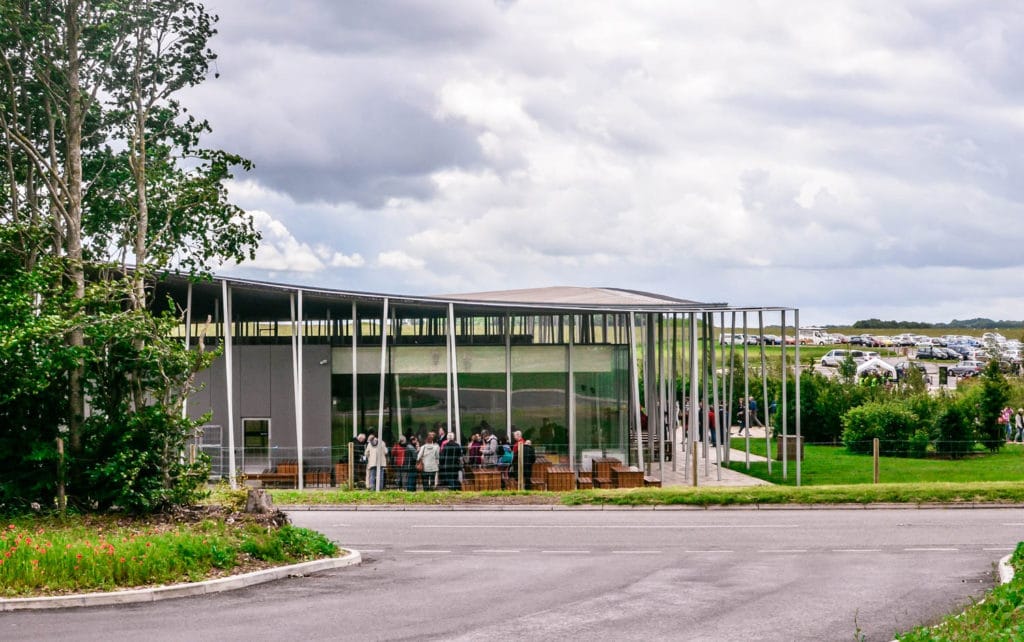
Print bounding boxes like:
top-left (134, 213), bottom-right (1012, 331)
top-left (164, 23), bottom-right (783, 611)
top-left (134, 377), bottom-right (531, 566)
top-left (155, 275), bottom-right (803, 488)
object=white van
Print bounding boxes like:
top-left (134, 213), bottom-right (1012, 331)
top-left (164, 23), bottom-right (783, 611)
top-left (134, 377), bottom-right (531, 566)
top-left (819, 349), bottom-right (848, 367)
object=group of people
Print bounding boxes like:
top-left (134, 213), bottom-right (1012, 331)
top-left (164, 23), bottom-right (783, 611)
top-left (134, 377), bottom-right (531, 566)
top-left (350, 424), bottom-right (536, 491)
top-left (1000, 407), bottom-right (1024, 443)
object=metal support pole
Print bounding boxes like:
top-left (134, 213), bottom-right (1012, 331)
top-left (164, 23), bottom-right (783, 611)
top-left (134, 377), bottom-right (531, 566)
top-left (222, 281), bottom-right (236, 488)
top-left (795, 308), bottom-right (801, 487)
top-left (628, 312), bottom-right (644, 469)
top-left (689, 314), bottom-right (699, 486)
top-left (671, 313), bottom-right (678, 473)
top-left (568, 314), bottom-right (576, 472)
top-left (743, 311), bottom-right (751, 469)
top-left (710, 312), bottom-right (722, 481)
top-left (726, 311), bottom-right (737, 466)
top-left (759, 310), bottom-right (772, 475)
top-left (781, 309), bottom-right (788, 480)
top-left (376, 298), bottom-right (389, 491)
top-left (448, 303), bottom-right (462, 443)
top-left (505, 312), bottom-right (513, 443)
top-left (182, 282), bottom-right (192, 421)
top-left (351, 302), bottom-right (358, 438)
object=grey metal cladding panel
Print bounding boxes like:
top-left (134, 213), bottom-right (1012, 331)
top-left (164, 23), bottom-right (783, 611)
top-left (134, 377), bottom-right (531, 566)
top-left (303, 345), bottom-right (331, 450)
top-left (238, 346), bottom-right (272, 417)
top-left (187, 364), bottom-right (214, 422)
top-left (269, 346), bottom-right (296, 449)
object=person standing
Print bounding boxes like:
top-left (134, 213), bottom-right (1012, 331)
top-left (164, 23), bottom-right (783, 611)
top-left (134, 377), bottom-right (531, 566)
top-left (351, 433), bottom-right (367, 489)
top-left (483, 429), bottom-right (501, 466)
top-left (439, 433), bottom-right (464, 490)
top-left (391, 436), bottom-right (407, 490)
top-left (405, 436), bottom-right (419, 491)
top-left (417, 432), bottom-right (440, 490)
top-left (363, 433), bottom-right (388, 491)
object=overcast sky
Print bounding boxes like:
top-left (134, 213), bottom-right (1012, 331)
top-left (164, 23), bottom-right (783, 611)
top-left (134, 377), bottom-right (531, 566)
top-left (185, 1), bottom-right (1024, 325)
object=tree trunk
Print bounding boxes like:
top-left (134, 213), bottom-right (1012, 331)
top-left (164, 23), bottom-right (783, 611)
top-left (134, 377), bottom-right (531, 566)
top-left (64, 0), bottom-right (85, 452)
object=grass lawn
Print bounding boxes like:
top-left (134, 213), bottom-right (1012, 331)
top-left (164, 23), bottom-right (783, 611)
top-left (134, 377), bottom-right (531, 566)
top-left (0, 511), bottom-right (337, 598)
top-left (728, 439), bottom-right (1024, 486)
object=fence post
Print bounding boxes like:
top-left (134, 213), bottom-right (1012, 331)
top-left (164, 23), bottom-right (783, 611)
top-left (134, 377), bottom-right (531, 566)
top-left (872, 438), bottom-right (880, 484)
top-left (518, 447), bottom-right (525, 491)
top-left (56, 437), bottom-right (66, 513)
top-left (348, 442), bottom-right (354, 489)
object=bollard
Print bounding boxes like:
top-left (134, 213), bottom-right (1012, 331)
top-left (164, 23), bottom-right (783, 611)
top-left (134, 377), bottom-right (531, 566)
top-left (56, 437), bottom-right (66, 513)
top-left (518, 447), bottom-right (525, 491)
top-left (872, 437), bottom-right (879, 484)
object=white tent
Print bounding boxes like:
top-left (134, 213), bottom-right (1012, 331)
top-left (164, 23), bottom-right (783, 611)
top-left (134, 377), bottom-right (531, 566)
top-left (855, 357), bottom-right (896, 381)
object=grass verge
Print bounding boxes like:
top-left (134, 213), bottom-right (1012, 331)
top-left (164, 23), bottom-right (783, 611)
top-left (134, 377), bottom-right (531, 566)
top-left (896, 543), bottom-right (1024, 641)
top-left (0, 513), bottom-right (337, 598)
top-left (728, 440), bottom-right (1024, 486)
top-left (263, 481), bottom-right (1024, 507)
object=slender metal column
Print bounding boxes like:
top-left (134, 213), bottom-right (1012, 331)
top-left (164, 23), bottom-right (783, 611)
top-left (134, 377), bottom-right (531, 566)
top-left (759, 310), bottom-right (772, 474)
top-left (222, 281), bottom-right (236, 489)
top-left (448, 303), bottom-right (462, 442)
top-left (688, 313), bottom-right (699, 486)
top-left (658, 314), bottom-right (666, 481)
top-left (780, 309), bottom-right (788, 480)
top-left (645, 314), bottom-right (656, 472)
top-left (725, 311), bottom-right (737, 466)
top-left (628, 312), bottom-right (644, 468)
top-left (568, 314), bottom-right (576, 472)
top-left (710, 312), bottom-right (722, 481)
top-left (742, 311), bottom-right (751, 468)
top-left (445, 308), bottom-right (452, 434)
top-left (794, 308), bottom-right (801, 486)
top-left (290, 292), bottom-right (305, 490)
top-left (375, 298), bottom-right (389, 491)
top-left (505, 312), bottom-right (512, 442)
top-left (671, 313), bottom-right (678, 473)
top-left (182, 282), bottom-right (192, 421)
top-left (351, 302), bottom-right (358, 438)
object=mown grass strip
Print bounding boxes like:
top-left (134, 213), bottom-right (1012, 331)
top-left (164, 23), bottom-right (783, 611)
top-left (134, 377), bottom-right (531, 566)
top-left (264, 481), bottom-right (1024, 508)
top-left (896, 543), bottom-right (1024, 641)
top-left (728, 441), bottom-right (1024, 486)
top-left (0, 517), bottom-right (337, 597)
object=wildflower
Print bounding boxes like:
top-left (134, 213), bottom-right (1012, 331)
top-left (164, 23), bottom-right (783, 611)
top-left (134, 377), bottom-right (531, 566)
top-left (119, 557), bottom-right (126, 563)
top-left (145, 542), bottom-right (152, 547)
top-left (6, 524), bottom-right (14, 530)
top-left (36, 528), bottom-right (44, 535)
top-left (30, 559), bottom-right (38, 566)
top-left (76, 554), bottom-right (82, 560)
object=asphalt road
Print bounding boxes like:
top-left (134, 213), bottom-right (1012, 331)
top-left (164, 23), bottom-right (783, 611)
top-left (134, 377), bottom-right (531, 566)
top-left (3, 507), bottom-right (1020, 642)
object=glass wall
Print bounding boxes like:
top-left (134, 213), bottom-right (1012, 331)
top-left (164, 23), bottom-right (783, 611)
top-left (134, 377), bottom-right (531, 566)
top-left (573, 345), bottom-right (630, 470)
top-left (453, 345), bottom-right (507, 440)
top-left (511, 344), bottom-right (569, 463)
top-left (392, 345), bottom-right (449, 442)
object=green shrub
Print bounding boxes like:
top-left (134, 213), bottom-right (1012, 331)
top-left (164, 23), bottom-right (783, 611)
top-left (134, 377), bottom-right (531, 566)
top-left (934, 401), bottom-right (973, 458)
top-left (842, 401), bottom-right (918, 456)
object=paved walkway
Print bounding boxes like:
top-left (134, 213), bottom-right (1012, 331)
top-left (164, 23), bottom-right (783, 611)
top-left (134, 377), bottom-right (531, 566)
top-left (643, 427), bottom-right (774, 488)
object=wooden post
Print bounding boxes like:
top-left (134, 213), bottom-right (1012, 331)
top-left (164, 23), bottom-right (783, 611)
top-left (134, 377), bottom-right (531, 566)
top-left (518, 446), bottom-right (525, 491)
top-left (348, 442), bottom-right (355, 489)
top-left (56, 437), bottom-right (66, 513)
top-left (872, 437), bottom-right (880, 484)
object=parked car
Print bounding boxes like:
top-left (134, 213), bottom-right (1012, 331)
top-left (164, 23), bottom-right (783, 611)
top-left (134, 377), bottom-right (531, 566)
top-left (720, 334), bottom-right (747, 345)
top-left (948, 360), bottom-right (984, 377)
top-left (819, 349), bottom-right (849, 367)
top-left (758, 334), bottom-right (782, 345)
top-left (850, 334), bottom-right (872, 346)
top-left (933, 347), bottom-right (959, 360)
top-left (915, 344), bottom-right (938, 359)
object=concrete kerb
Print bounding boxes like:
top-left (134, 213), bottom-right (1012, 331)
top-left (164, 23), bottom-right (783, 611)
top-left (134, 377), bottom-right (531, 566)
top-left (278, 503), bottom-right (1024, 512)
top-left (0, 550), bottom-right (362, 612)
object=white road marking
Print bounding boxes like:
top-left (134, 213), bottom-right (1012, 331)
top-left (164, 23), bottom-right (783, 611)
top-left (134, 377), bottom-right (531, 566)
top-left (612, 550), bottom-right (663, 555)
top-left (904, 548), bottom-right (958, 552)
top-left (984, 547), bottom-right (1016, 552)
top-left (685, 550), bottom-right (734, 554)
top-left (541, 550), bottom-right (590, 554)
top-left (832, 549), bottom-right (881, 553)
top-left (759, 549), bottom-right (808, 553)
top-left (473, 549), bottom-right (521, 554)
top-left (356, 549), bottom-right (385, 553)
top-left (406, 550), bottom-right (451, 554)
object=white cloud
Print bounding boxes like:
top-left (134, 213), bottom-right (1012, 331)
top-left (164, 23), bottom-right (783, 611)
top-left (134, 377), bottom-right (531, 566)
top-left (221, 210), bottom-right (365, 274)
top-left (194, 1), bottom-right (1024, 322)
top-left (376, 250), bottom-right (425, 271)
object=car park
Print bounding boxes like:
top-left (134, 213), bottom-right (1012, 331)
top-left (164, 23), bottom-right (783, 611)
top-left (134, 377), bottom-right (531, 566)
top-left (894, 361), bottom-right (928, 378)
top-left (948, 360), bottom-right (984, 377)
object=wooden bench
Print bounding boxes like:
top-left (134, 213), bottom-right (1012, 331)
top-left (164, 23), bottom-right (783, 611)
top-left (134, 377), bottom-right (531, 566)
top-left (611, 465), bottom-right (643, 488)
top-left (545, 465), bottom-right (575, 492)
top-left (592, 457), bottom-right (620, 489)
top-left (576, 475), bottom-right (594, 490)
top-left (643, 476), bottom-right (662, 488)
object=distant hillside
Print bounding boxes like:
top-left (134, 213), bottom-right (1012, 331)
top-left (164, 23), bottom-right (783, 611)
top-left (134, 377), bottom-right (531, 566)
top-left (846, 318), bottom-right (1024, 330)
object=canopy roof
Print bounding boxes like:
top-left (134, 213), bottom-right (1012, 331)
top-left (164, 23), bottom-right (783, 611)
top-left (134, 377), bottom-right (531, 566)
top-left (152, 274), bottom-right (731, 321)
top-left (856, 357), bottom-right (896, 378)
